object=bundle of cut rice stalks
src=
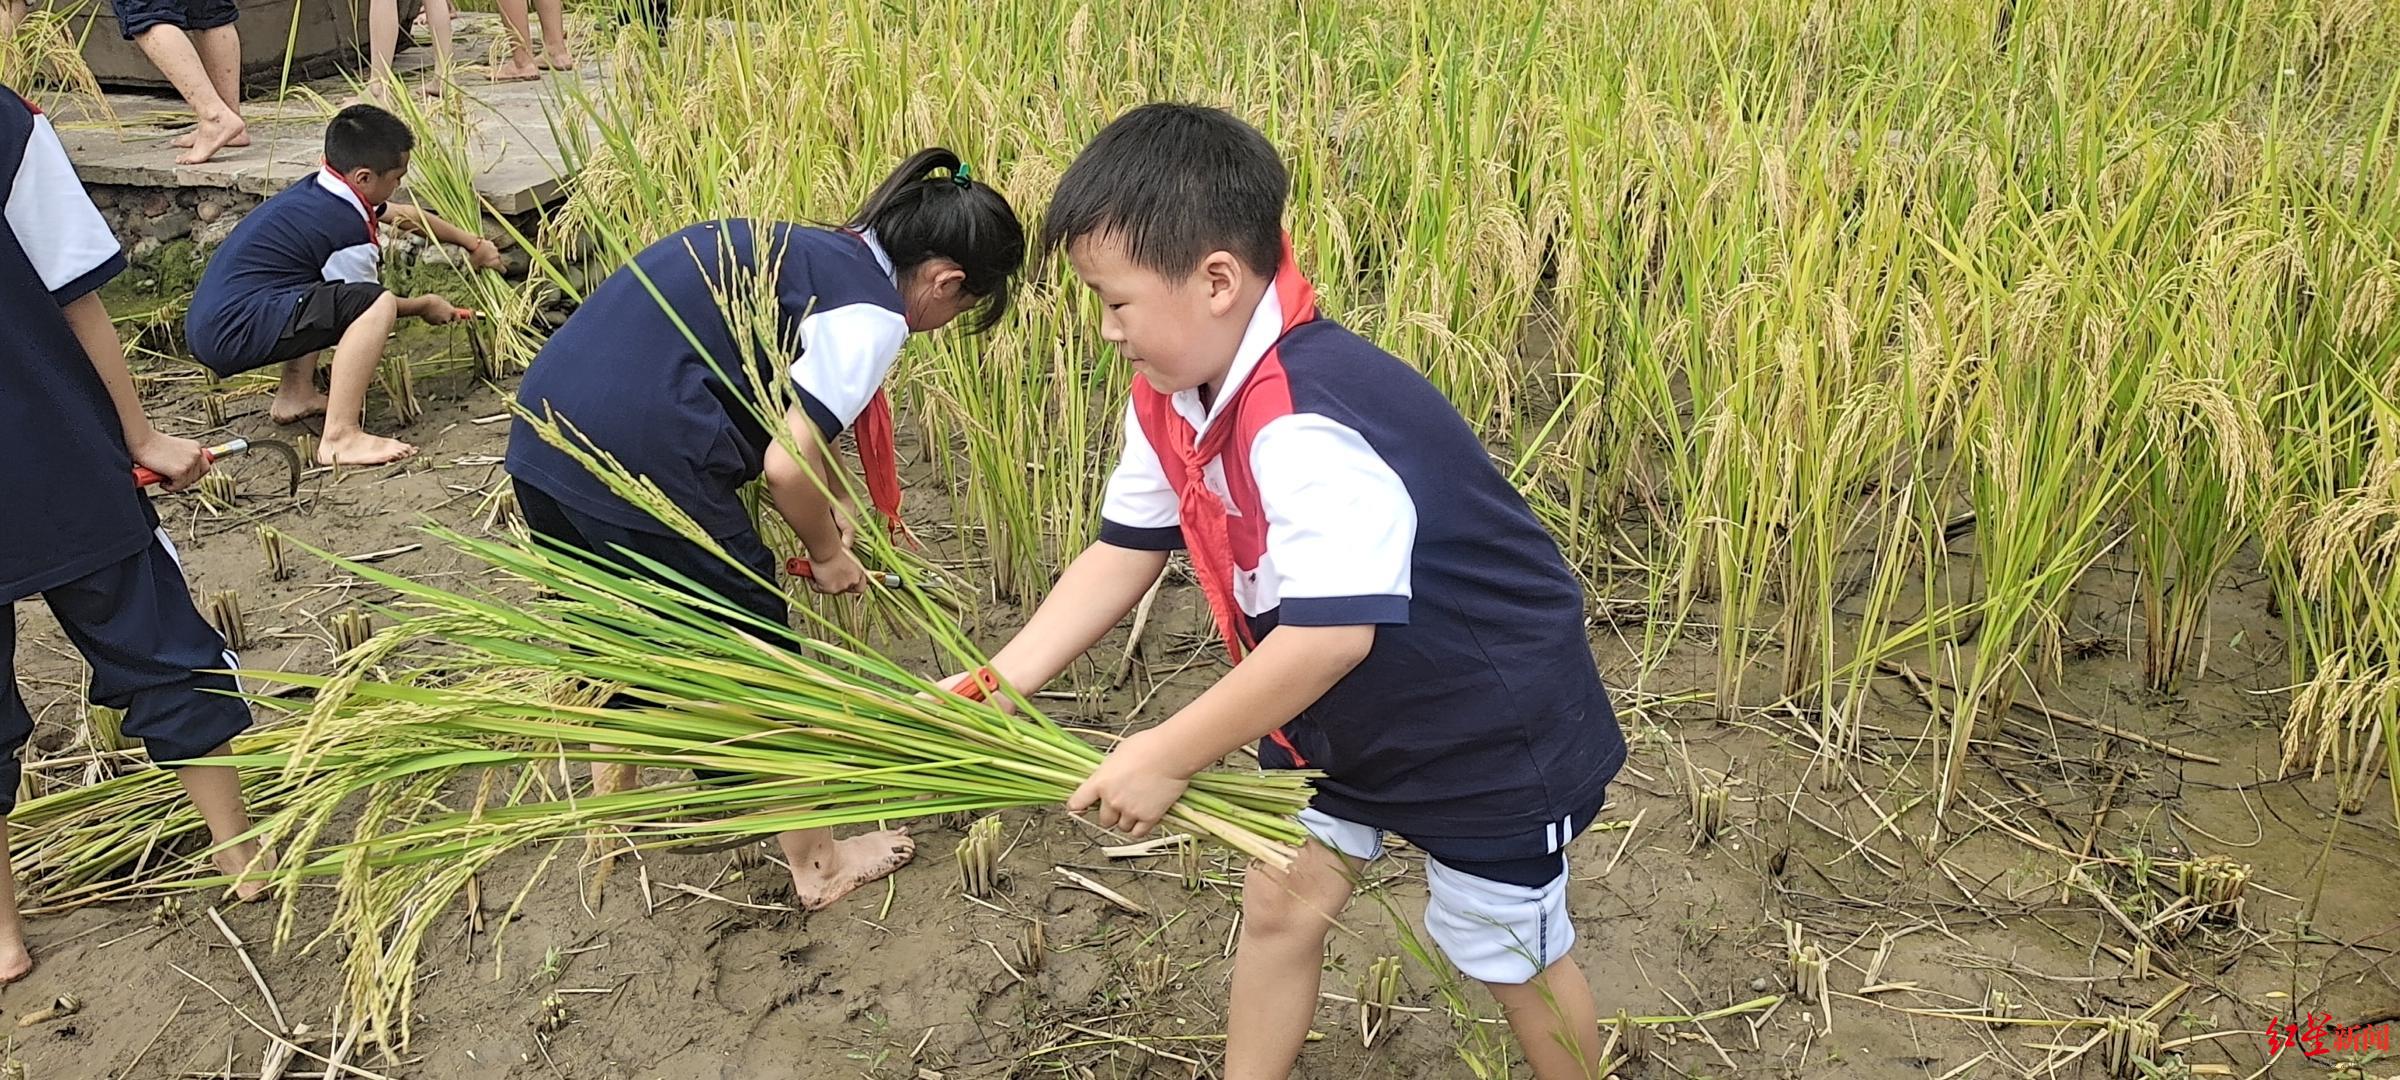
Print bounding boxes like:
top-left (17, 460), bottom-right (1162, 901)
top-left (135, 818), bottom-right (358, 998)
top-left (208, 522), bottom-right (1306, 1050)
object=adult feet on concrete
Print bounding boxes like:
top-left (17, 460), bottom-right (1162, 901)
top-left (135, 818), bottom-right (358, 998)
top-left (171, 127), bottom-right (253, 149)
top-left (176, 112), bottom-right (246, 166)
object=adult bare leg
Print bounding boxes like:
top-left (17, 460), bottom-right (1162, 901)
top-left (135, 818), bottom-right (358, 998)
top-left (491, 0), bottom-right (542, 79)
top-left (361, 0), bottom-right (399, 102)
top-left (532, 0), bottom-right (572, 68)
top-left (136, 25), bottom-right (246, 165)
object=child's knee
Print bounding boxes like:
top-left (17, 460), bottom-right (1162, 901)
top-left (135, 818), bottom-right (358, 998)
top-left (1423, 858), bottom-right (1575, 986)
top-left (1239, 851), bottom-right (1353, 941)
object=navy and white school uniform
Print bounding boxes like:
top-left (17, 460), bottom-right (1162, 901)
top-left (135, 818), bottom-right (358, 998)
top-left (2, 88), bottom-right (248, 809)
top-left (184, 169), bottom-right (391, 378)
top-left (1099, 251), bottom-right (1627, 984)
top-left (504, 220), bottom-right (908, 622)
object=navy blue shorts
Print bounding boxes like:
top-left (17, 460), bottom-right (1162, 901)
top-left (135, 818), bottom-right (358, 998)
top-left (112, 0), bottom-right (237, 40)
top-left (3, 529), bottom-right (250, 813)
top-left (245, 281), bottom-right (389, 374)
top-left (514, 479), bottom-right (785, 785)
top-left (512, 479), bottom-right (785, 626)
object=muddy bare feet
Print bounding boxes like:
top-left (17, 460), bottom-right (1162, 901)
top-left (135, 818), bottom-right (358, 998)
top-left (211, 842), bottom-right (277, 902)
top-left (494, 56), bottom-right (542, 80)
top-left (0, 939), bottom-right (31, 985)
top-left (176, 113), bottom-right (246, 166)
top-left (269, 390), bottom-right (330, 425)
top-left (317, 431), bottom-right (419, 466)
top-left (788, 829), bottom-right (915, 911)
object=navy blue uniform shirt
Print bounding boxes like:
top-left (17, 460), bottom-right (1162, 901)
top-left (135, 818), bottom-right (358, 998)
top-left (0, 87), bottom-right (151, 603)
top-left (1101, 285), bottom-right (1627, 848)
top-left (184, 170), bottom-right (384, 374)
top-left (506, 220), bottom-right (908, 539)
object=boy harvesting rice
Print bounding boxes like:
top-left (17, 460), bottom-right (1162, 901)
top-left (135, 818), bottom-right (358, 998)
top-left (1, 85), bottom-right (273, 981)
top-left (185, 104), bottom-right (505, 466)
top-left (505, 149), bottom-right (1025, 909)
top-left (944, 104), bottom-right (1627, 1077)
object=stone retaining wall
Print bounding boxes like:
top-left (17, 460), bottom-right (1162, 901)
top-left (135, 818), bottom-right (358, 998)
top-left (88, 184), bottom-right (261, 262)
top-left (87, 181), bottom-right (542, 281)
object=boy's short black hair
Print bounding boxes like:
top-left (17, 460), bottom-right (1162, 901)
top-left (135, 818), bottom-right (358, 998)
top-left (1040, 103), bottom-right (1287, 279)
top-left (324, 104), bottom-right (414, 175)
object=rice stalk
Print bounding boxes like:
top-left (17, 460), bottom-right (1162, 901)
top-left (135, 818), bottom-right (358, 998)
top-left (258, 526), bottom-right (292, 582)
top-left (204, 591), bottom-right (247, 651)
top-left (954, 814), bottom-right (1003, 898)
top-left (85, 705), bottom-right (126, 755)
top-left (0, 6), bottom-right (104, 102)
top-left (220, 521), bottom-right (1306, 1049)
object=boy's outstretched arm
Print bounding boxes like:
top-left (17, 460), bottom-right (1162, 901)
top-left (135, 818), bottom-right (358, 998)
top-left (383, 202), bottom-right (505, 270)
top-left (1069, 624), bottom-right (1373, 839)
top-left (970, 541), bottom-right (1174, 699)
top-left (61, 292), bottom-right (210, 491)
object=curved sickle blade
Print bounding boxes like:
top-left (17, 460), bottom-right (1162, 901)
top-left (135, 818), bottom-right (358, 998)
top-left (242, 438), bottom-right (305, 496)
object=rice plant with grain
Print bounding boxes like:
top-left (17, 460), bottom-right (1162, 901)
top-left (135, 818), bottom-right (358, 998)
top-left (8, 0), bottom-right (2399, 1072)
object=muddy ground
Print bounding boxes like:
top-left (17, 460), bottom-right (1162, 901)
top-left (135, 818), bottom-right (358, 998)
top-left (1, 274), bottom-right (2394, 1079)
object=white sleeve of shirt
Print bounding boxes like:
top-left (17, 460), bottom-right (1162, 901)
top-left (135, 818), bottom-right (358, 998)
top-left (1098, 397), bottom-right (1184, 545)
top-left (7, 112), bottom-right (122, 301)
top-left (320, 243), bottom-right (381, 285)
top-left (788, 302), bottom-right (909, 432)
top-left (1250, 412), bottom-right (1416, 625)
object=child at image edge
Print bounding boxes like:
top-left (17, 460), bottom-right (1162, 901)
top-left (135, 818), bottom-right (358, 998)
top-left (949, 104), bottom-right (1628, 1078)
top-left (2, 84), bottom-right (273, 984)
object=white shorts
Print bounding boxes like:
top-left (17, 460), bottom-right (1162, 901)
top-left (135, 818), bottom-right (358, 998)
top-left (1300, 807), bottom-right (1574, 985)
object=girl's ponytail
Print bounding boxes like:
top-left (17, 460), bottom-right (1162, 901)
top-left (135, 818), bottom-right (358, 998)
top-left (848, 148), bottom-right (1025, 333)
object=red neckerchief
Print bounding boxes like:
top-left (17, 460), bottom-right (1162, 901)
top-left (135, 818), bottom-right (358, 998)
top-left (1127, 232), bottom-right (1317, 760)
top-left (836, 228), bottom-right (912, 545)
top-left (320, 162), bottom-right (382, 248)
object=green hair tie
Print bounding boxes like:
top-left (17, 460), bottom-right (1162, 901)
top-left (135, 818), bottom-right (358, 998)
top-left (952, 162), bottom-right (973, 188)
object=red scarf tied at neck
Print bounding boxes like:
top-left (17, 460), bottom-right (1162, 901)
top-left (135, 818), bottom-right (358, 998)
top-left (836, 227), bottom-right (916, 547)
top-left (320, 161), bottom-right (383, 247)
top-left (850, 388), bottom-right (912, 545)
top-left (1130, 232), bottom-right (1318, 667)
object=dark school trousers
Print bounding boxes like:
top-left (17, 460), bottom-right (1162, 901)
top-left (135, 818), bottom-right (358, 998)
top-left (2, 530), bottom-right (249, 814)
top-left (512, 478), bottom-right (786, 785)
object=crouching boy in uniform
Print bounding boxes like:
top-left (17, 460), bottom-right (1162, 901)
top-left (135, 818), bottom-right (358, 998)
top-left (185, 104), bottom-right (503, 467)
